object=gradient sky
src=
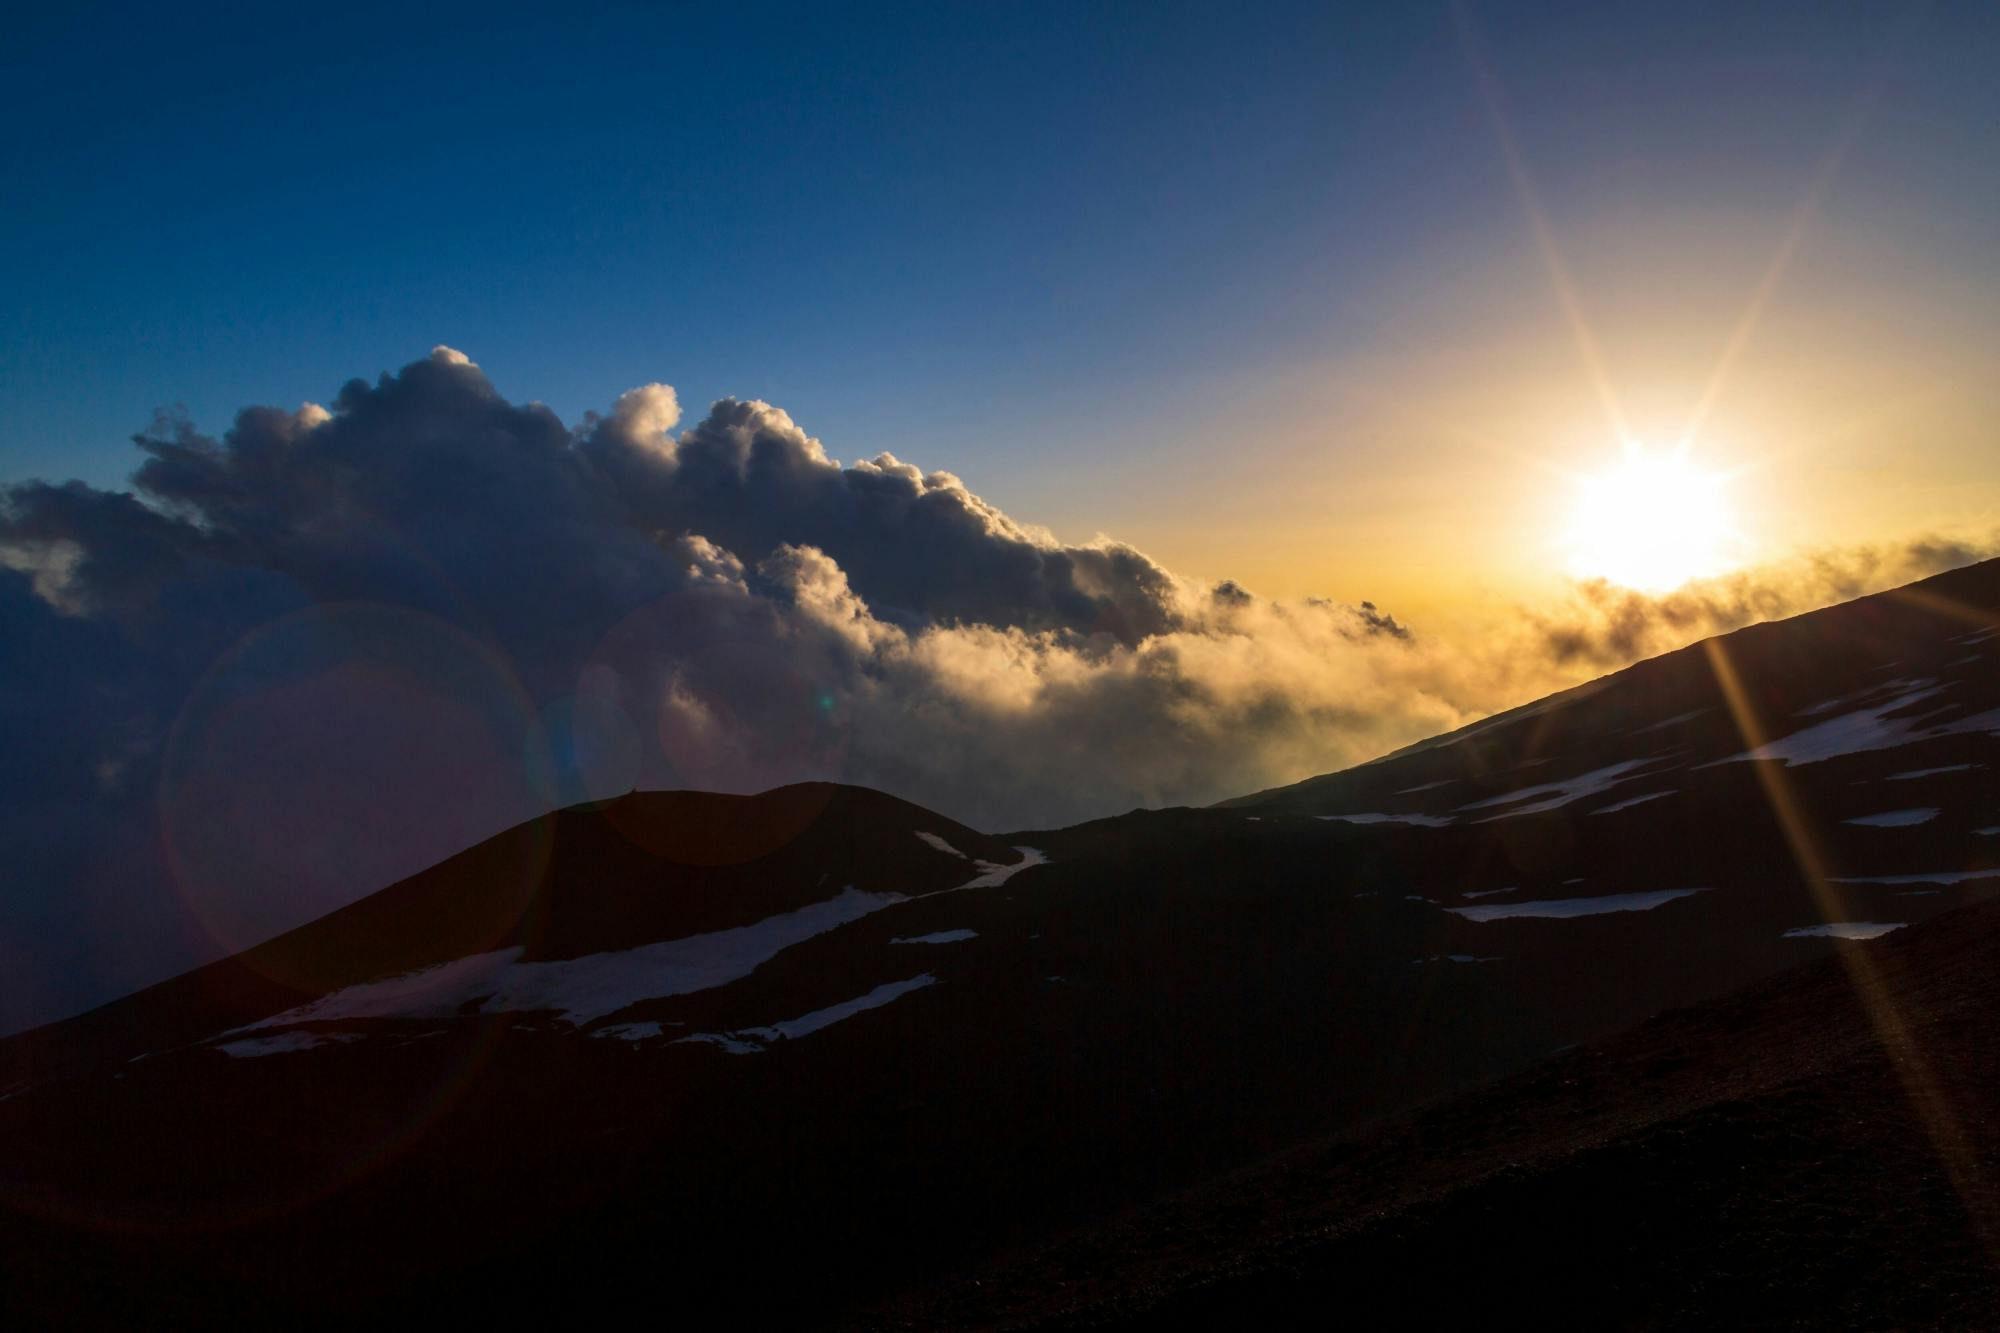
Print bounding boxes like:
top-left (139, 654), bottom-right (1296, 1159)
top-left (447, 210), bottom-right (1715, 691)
top-left (4, 0), bottom-right (1996, 625)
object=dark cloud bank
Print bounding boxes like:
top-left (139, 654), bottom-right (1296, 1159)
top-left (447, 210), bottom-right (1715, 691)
top-left (1, 348), bottom-right (1987, 1030)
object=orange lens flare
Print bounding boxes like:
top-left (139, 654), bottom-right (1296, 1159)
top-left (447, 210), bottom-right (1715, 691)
top-left (1703, 636), bottom-right (1998, 1255)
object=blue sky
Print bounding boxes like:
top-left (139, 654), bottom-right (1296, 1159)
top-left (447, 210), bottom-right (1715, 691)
top-left (1, 2), bottom-right (1393, 472)
top-left (4, 0), bottom-right (1995, 602)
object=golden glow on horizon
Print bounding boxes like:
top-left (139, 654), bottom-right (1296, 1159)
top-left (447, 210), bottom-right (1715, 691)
top-left (1564, 443), bottom-right (1736, 592)
top-left (1021, 19), bottom-right (1999, 622)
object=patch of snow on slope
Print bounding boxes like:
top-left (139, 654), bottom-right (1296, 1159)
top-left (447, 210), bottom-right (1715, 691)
top-left (1844, 809), bottom-right (1940, 828)
top-left (1457, 759), bottom-right (1660, 821)
top-left (674, 974), bottom-right (938, 1054)
top-left (231, 886), bottom-right (906, 1032)
top-left (893, 929), bottom-right (978, 944)
top-left (676, 1033), bottom-right (761, 1055)
top-left (217, 1031), bottom-right (364, 1058)
top-left (1447, 888), bottom-right (1708, 922)
top-left (593, 1022), bottom-right (666, 1041)
top-left (1395, 779), bottom-right (1457, 794)
top-left (1798, 677), bottom-right (1937, 719)
top-left (739, 974), bottom-right (937, 1042)
top-left (1707, 680), bottom-right (2000, 767)
top-left (1631, 709), bottom-right (1710, 734)
top-left (914, 831), bottom-right (967, 857)
top-left (1591, 791), bottom-right (1673, 815)
top-left (945, 847), bottom-right (1048, 891)
top-left (1783, 922), bottom-right (1905, 941)
top-left (223, 848), bottom-right (1048, 1041)
top-left (1831, 868), bottom-right (2000, 886)
top-left (1316, 813), bottom-right (1455, 828)
top-left (1890, 764), bottom-right (1982, 780)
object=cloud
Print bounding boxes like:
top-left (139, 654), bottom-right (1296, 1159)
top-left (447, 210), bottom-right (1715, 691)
top-left (1532, 539), bottom-right (1999, 667)
top-left (0, 348), bottom-right (1988, 1031)
top-left (579, 390), bottom-right (1195, 642)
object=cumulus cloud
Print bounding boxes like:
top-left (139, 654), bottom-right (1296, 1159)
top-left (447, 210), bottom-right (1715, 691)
top-left (0, 348), bottom-right (1988, 1030)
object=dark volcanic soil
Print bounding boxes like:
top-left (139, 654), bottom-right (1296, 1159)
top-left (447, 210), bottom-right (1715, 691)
top-left (866, 897), bottom-right (2000, 1330)
top-left (4, 559), bottom-right (1998, 1328)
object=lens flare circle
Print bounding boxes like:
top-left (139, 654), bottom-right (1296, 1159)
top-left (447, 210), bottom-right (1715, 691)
top-left (158, 601), bottom-right (557, 973)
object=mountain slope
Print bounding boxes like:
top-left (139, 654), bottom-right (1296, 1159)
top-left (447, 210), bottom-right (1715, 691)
top-left (1, 782), bottom-right (1026, 1083)
top-left (882, 893), bottom-right (2000, 1329)
top-left (3, 558), bottom-right (1998, 1327)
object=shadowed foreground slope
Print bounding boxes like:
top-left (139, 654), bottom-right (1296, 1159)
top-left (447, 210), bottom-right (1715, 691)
top-left (871, 894), bottom-right (2000, 1329)
top-left (3, 559), bottom-right (1998, 1327)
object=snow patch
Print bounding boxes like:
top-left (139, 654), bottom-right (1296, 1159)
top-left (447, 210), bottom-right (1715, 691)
top-left (740, 974), bottom-right (937, 1042)
top-left (230, 886), bottom-right (906, 1032)
top-left (892, 929), bottom-right (978, 945)
top-left (1709, 680), bottom-right (2000, 767)
top-left (947, 847), bottom-right (1048, 891)
top-left (1631, 709), bottom-right (1710, 734)
top-left (1797, 677), bottom-right (1933, 719)
top-left (1782, 922), bottom-right (1905, 941)
top-left (914, 831), bottom-right (967, 858)
top-left (676, 1033), bottom-right (762, 1055)
top-left (1830, 868), bottom-right (2000, 886)
top-left (674, 974), bottom-right (938, 1054)
top-left (1591, 791), bottom-right (1673, 816)
top-left (216, 1031), bottom-right (364, 1058)
top-left (593, 1022), bottom-right (666, 1041)
top-left (1843, 809), bottom-right (1939, 828)
top-left (1458, 760), bottom-right (1661, 821)
top-left (223, 847), bottom-right (1047, 1042)
top-left (1447, 888), bottom-right (1708, 922)
top-left (1317, 812), bottom-right (1455, 828)
top-left (1889, 764), bottom-right (1982, 781)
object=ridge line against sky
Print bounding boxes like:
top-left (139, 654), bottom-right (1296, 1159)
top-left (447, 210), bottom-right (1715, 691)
top-left (1, 1), bottom-right (1997, 1031)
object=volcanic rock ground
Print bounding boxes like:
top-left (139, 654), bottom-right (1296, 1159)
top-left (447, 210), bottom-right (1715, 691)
top-left (4, 559), bottom-right (1998, 1328)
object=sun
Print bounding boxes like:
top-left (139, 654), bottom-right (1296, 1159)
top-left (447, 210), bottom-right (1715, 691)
top-left (1564, 444), bottom-right (1735, 592)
